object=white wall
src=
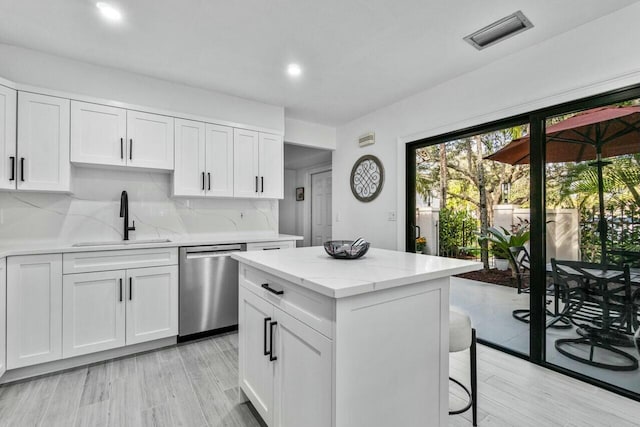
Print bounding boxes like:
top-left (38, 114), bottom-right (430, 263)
top-left (279, 169), bottom-right (297, 235)
top-left (0, 44), bottom-right (284, 132)
top-left (333, 3), bottom-right (640, 250)
top-left (284, 117), bottom-right (337, 150)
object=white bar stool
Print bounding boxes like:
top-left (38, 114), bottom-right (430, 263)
top-left (449, 307), bottom-right (477, 426)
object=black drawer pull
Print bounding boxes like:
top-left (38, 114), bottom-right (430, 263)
top-left (9, 156), bottom-right (15, 181)
top-left (20, 157), bottom-right (25, 182)
top-left (262, 283), bottom-right (284, 295)
top-left (263, 317), bottom-right (271, 356)
top-left (269, 321), bottom-right (278, 362)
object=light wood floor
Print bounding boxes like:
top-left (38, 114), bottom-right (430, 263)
top-left (0, 332), bottom-right (639, 427)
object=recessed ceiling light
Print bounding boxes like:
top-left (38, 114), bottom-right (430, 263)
top-left (96, 2), bottom-right (122, 22)
top-left (287, 63), bottom-right (302, 77)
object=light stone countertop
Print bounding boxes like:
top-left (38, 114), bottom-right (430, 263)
top-left (232, 246), bottom-right (482, 298)
top-left (0, 233), bottom-right (302, 259)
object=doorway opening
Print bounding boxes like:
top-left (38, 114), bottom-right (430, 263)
top-left (279, 144), bottom-right (332, 246)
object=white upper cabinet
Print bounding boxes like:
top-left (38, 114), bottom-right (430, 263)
top-left (259, 133), bottom-right (283, 199)
top-left (17, 92), bottom-right (70, 192)
top-left (174, 118), bottom-right (206, 197)
top-left (234, 128), bottom-right (260, 198)
top-left (126, 110), bottom-right (174, 170)
top-left (205, 123), bottom-right (234, 197)
top-left (234, 130), bottom-right (282, 199)
top-left (0, 85), bottom-right (16, 190)
top-left (71, 101), bottom-right (126, 167)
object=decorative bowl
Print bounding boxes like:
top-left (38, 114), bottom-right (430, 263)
top-left (324, 240), bottom-right (370, 259)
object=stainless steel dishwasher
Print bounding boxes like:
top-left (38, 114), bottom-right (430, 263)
top-left (179, 244), bottom-right (246, 339)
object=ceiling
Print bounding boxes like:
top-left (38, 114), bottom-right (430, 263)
top-left (284, 144), bottom-right (332, 170)
top-left (0, 0), bottom-right (636, 125)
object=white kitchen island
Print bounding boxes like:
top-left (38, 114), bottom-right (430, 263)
top-left (232, 246), bottom-right (482, 427)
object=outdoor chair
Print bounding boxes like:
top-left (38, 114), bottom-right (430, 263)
top-left (508, 246), bottom-right (570, 329)
top-left (551, 259), bottom-right (638, 371)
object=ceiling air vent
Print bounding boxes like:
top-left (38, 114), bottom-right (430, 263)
top-left (464, 10), bottom-right (533, 50)
top-left (358, 132), bottom-right (375, 147)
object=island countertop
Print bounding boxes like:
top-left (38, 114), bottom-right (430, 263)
top-left (232, 246), bottom-right (482, 298)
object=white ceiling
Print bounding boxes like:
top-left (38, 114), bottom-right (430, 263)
top-left (0, 0), bottom-right (636, 125)
top-left (284, 144), bottom-right (332, 170)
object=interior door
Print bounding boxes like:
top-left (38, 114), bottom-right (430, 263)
top-left (173, 118), bottom-right (206, 197)
top-left (273, 307), bottom-right (332, 427)
top-left (259, 133), bottom-right (283, 198)
top-left (125, 265), bottom-right (178, 345)
top-left (6, 254), bottom-right (63, 369)
top-left (70, 101), bottom-right (126, 167)
top-left (205, 123), bottom-right (234, 197)
top-left (17, 92), bottom-right (70, 192)
top-left (62, 270), bottom-right (126, 358)
top-left (311, 170), bottom-right (333, 245)
top-left (239, 286), bottom-right (275, 425)
top-left (0, 85), bottom-right (16, 190)
top-left (126, 110), bottom-right (174, 170)
top-left (233, 128), bottom-right (260, 198)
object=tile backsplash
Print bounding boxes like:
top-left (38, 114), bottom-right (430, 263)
top-left (0, 167), bottom-right (278, 244)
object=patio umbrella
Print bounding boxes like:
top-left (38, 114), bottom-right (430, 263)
top-left (485, 105), bottom-right (640, 264)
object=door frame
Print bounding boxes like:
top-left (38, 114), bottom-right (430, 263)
top-left (310, 169), bottom-right (333, 246)
top-left (405, 82), bottom-right (640, 402)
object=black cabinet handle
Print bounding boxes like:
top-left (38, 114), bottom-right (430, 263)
top-left (208, 172), bottom-right (211, 190)
top-left (202, 172), bottom-right (205, 190)
top-left (129, 277), bottom-right (133, 300)
top-left (129, 139), bottom-right (133, 160)
top-left (255, 176), bottom-right (258, 193)
top-left (119, 278), bottom-right (123, 302)
top-left (261, 176), bottom-right (264, 193)
top-left (269, 321), bottom-right (278, 361)
top-left (20, 157), bottom-right (24, 182)
top-left (120, 138), bottom-right (124, 159)
top-left (9, 156), bottom-right (15, 181)
top-left (262, 283), bottom-right (284, 295)
top-left (263, 317), bottom-right (271, 356)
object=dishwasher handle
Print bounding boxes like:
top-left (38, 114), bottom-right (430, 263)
top-left (185, 250), bottom-right (242, 259)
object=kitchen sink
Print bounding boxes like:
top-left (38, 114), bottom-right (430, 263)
top-left (72, 239), bottom-right (172, 247)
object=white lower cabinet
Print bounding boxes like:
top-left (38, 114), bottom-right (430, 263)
top-left (62, 270), bottom-right (126, 358)
top-left (239, 285), bottom-right (333, 427)
top-left (125, 265), bottom-right (179, 345)
top-left (6, 254), bottom-right (63, 369)
top-left (62, 265), bottom-right (178, 357)
top-left (0, 258), bottom-right (6, 378)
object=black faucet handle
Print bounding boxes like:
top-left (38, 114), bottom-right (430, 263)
top-left (130, 220), bottom-right (136, 231)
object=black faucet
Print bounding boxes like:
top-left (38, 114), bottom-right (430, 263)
top-left (119, 191), bottom-right (136, 241)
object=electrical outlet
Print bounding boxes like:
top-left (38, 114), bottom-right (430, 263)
top-left (388, 211), bottom-right (397, 221)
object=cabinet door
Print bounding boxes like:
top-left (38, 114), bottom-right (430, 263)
top-left (205, 123), bottom-right (234, 197)
top-left (173, 119), bottom-right (205, 197)
top-left (126, 110), bottom-right (174, 170)
top-left (71, 101), bottom-right (126, 167)
top-left (62, 270), bottom-right (126, 358)
top-left (239, 286), bottom-right (275, 425)
top-left (233, 128), bottom-right (260, 198)
top-left (273, 308), bottom-right (332, 427)
top-left (125, 265), bottom-right (178, 345)
top-left (0, 258), bottom-right (6, 378)
top-left (17, 92), bottom-right (70, 192)
top-left (259, 133), bottom-right (283, 199)
top-left (0, 85), bottom-right (16, 190)
top-left (6, 254), bottom-right (63, 369)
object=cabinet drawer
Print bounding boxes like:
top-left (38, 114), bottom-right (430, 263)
top-left (63, 247), bottom-right (178, 274)
top-left (240, 265), bottom-right (334, 339)
top-left (246, 240), bottom-right (295, 251)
